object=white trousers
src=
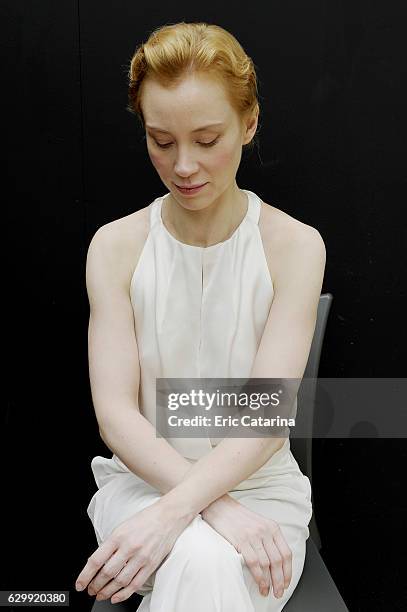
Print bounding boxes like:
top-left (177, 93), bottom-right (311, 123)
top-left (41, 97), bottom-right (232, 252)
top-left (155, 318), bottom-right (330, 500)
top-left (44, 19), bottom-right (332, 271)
top-left (87, 439), bottom-right (313, 611)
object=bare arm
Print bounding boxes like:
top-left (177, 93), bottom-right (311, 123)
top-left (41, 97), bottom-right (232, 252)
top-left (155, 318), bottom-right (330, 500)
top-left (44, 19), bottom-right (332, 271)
top-left (160, 225), bottom-right (327, 519)
top-left (86, 222), bottom-right (195, 501)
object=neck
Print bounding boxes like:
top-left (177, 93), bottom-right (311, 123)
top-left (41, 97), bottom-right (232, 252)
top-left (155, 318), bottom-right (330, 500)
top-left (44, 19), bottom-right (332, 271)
top-left (163, 185), bottom-right (248, 248)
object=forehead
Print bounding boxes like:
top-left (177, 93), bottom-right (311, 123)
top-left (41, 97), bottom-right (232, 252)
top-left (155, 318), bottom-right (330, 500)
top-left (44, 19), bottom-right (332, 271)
top-left (141, 73), bottom-right (235, 131)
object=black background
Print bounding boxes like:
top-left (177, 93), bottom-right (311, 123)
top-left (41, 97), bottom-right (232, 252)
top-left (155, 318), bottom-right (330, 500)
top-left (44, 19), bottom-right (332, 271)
top-left (4, 1), bottom-right (407, 611)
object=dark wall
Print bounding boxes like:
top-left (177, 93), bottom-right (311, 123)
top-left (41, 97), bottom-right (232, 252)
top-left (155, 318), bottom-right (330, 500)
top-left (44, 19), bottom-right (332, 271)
top-left (4, 2), bottom-right (406, 610)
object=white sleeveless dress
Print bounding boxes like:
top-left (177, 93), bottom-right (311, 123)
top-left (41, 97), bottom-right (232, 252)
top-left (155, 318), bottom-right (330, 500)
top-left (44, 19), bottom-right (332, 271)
top-left (86, 189), bottom-right (313, 611)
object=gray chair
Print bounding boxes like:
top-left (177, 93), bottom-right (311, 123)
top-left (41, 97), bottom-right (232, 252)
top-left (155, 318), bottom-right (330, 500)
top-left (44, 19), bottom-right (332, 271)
top-left (291, 291), bottom-right (332, 551)
top-left (283, 292), bottom-right (349, 610)
top-left (91, 292), bottom-right (349, 611)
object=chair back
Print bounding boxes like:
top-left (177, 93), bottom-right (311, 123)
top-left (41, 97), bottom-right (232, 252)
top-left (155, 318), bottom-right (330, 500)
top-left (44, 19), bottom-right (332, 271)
top-left (290, 293), bottom-right (333, 549)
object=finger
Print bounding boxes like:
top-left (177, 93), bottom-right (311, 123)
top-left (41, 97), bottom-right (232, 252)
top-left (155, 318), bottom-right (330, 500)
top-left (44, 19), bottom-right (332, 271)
top-left (262, 538), bottom-right (285, 599)
top-left (239, 542), bottom-right (265, 590)
top-left (94, 557), bottom-right (145, 601)
top-left (271, 528), bottom-right (293, 589)
top-left (250, 541), bottom-right (271, 594)
top-left (75, 540), bottom-right (117, 591)
top-left (88, 553), bottom-right (129, 596)
top-left (109, 563), bottom-right (154, 604)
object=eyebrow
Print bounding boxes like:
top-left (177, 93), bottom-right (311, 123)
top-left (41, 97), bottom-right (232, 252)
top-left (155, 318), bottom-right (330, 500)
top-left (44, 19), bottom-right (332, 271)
top-left (145, 122), bottom-right (225, 134)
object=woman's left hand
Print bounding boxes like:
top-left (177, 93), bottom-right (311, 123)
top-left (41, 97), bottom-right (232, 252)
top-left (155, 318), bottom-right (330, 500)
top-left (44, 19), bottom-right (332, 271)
top-left (202, 493), bottom-right (292, 599)
top-left (74, 499), bottom-right (190, 604)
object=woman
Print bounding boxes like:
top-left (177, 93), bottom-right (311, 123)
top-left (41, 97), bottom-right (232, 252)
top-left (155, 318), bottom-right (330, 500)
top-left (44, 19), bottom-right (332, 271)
top-left (75, 21), bottom-right (326, 611)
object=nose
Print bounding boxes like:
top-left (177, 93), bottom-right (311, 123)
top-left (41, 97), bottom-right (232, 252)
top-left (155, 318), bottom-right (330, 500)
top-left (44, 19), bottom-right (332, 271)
top-left (174, 146), bottom-right (200, 177)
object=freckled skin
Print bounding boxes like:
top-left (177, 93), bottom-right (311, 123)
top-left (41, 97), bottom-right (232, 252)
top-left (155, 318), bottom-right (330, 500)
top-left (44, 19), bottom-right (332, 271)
top-left (139, 72), bottom-right (258, 245)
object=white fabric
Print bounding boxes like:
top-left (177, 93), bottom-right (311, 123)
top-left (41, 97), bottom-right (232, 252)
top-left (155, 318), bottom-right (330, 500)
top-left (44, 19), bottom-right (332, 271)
top-left (86, 189), bottom-right (313, 610)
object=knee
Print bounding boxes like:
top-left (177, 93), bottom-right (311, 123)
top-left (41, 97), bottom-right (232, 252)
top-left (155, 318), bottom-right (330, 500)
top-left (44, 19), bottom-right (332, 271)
top-left (170, 515), bottom-right (242, 577)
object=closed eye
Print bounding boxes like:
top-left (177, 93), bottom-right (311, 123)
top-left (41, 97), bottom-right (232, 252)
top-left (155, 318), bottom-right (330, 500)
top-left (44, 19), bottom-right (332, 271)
top-left (154, 138), bottom-right (220, 149)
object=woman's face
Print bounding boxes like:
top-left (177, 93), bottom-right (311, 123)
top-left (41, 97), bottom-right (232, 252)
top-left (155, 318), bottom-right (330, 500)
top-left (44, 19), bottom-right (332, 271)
top-left (140, 72), bottom-right (256, 207)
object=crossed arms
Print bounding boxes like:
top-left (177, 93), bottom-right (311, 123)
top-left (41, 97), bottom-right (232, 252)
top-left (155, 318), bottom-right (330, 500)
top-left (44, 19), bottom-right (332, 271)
top-left (86, 218), bottom-right (326, 521)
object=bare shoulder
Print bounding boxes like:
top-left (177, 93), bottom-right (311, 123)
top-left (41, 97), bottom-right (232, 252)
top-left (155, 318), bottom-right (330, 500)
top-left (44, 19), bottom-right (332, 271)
top-left (86, 204), bottom-right (151, 288)
top-left (258, 199), bottom-right (326, 285)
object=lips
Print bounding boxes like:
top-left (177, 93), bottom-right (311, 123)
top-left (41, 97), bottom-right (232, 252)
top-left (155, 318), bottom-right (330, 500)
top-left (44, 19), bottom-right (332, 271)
top-left (176, 183), bottom-right (206, 189)
top-left (174, 182), bottom-right (208, 196)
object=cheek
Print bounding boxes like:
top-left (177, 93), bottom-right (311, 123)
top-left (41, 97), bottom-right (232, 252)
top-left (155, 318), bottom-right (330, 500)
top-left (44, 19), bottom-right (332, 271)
top-left (148, 150), bottom-right (167, 171)
top-left (211, 148), bottom-right (237, 169)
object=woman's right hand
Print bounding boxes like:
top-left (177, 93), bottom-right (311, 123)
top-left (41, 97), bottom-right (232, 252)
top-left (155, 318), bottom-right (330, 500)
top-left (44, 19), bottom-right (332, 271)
top-left (75, 498), bottom-right (191, 605)
top-left (201, 493), bottom-right (292, 599)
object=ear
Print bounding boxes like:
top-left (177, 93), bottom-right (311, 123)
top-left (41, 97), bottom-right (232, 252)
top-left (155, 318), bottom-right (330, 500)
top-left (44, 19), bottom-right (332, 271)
top-left (242, 105), bottom-right (259, 146)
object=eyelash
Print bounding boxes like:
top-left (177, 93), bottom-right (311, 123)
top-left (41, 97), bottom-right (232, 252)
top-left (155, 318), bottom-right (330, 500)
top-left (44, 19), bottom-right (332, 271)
top-left (154, 138), bottom-right (220, 149)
